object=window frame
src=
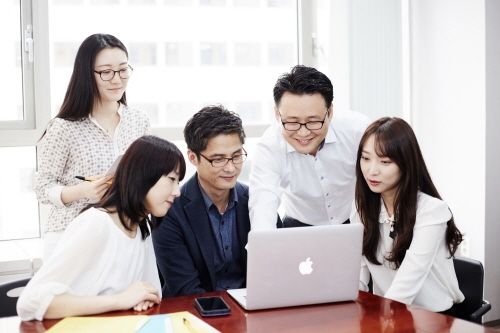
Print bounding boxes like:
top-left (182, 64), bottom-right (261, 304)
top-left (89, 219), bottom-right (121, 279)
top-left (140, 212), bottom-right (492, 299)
top-left (0, 0), bottom-right (51, 147)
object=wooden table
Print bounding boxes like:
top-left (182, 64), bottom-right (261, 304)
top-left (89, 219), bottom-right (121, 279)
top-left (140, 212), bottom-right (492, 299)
top-left (4, 291), bottom-right (497, 332)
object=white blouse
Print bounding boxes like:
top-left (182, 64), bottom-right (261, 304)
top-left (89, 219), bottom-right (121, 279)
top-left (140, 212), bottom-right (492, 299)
top-left (35, 104), bottom-right (150, 233)
top-left (17, 208), bottom-right (161, 321)
top-left (350, 192), bottom-right (464, 312)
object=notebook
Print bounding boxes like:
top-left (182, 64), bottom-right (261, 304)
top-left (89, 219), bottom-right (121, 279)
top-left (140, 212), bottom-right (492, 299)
top-left (227, 223), bottom-right (363, 310)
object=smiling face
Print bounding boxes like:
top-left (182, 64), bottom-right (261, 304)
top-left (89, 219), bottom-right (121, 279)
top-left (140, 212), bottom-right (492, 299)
top-left (144, 170), bottom-right (181, 217)
top-left (189, 133), bottom-right (244, 198)
top-left (275, 92), bottom-right (332, 156)
top-left (93, 47), bottom-right (130, 104)
top-left (360, 135), bottom-right (402, 204)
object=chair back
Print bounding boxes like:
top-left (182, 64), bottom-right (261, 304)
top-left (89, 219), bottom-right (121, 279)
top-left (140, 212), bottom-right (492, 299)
top-left (0, 278), bottom-right (31, 318)
top-left (450, 257), bottom-right (487, 324)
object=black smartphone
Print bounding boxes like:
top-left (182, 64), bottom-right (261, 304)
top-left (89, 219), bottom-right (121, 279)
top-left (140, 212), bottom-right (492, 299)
top-left (194, 296), bottom-right (231, 316)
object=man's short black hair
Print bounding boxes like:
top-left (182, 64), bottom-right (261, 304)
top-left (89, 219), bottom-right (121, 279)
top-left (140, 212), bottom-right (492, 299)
top-left (273, 65), bottom-right (334, 109)
top-left (184, 105), bottom-right (246, 156)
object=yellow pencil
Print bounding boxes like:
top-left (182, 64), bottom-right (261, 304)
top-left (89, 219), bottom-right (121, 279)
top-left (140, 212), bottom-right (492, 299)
top-left (183, 317), bottom-right (198, 333)
top-left (75, 176), bottom-right (112, 185)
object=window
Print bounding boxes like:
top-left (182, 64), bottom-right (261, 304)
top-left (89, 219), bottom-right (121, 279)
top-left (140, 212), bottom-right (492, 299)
top-left (2, 2), bottom-right (23, 123)
top-left (268, 0), bottom-right (294, 8)
top-left (235, 43), bottom-right (261, 66)
top-left (234, 0), bottom-right (259, 7)
top-left (165, 42), bottom-right (194, 66)
top-left (0, 0), bottom-right (34, 129)
top-left (135, 103), bottom-right (159, 125)
top-left (235, 101), bottom-right (266, 124)
top-left (165, 103), bottom-right (196, 127)
top-left (200, 43), bottom-right (227, 66)
top-left (1, 0), bottom-right (408, 242)
top-left (88, 0), bottom-right (118, 4)
top-left (0, 0), bottom-right (298, 240)
top-left (46, 1), bottom-right (298, 136)
top-left (200, 0), bottom-right (225, 6)
top-left (268, 43), bottom-right (295, 65)
top-left (129, 43), bottom-right (157, 66)
top-left (128, 0), bottom-right (155, 4)
top-left (0, 147), bottom-right (39, 240)
top-left (0, 0), bottom-right (51, 241)
top-left (165, 0), bottom-right (193, 6)
top-left (53, 43), bottom-right (80, 67)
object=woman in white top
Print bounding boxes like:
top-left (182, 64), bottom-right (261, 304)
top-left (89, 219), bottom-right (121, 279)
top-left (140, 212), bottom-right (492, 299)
top-left (18, 135), bottom-right (186, 321)
top-left (35, 33), bottom-right (150, 260)
top-left (350, 117), bottom-right (464, 312)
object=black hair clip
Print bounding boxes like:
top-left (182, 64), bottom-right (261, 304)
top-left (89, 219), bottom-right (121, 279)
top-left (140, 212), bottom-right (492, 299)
top-left (382, 217), bottom-right (397, 239)
top-left (389, 226), bottom-right (397, 239)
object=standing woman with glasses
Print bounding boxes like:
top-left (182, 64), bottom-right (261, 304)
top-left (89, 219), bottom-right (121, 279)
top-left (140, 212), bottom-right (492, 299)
top-left (35, 34), bottom-right (150, 260)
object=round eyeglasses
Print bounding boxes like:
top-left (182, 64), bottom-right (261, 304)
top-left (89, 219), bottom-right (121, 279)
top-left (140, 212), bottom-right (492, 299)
top-left (199, 148), bottom-right (248, 168)
top-left (94, 66), bottom-right (133, 81)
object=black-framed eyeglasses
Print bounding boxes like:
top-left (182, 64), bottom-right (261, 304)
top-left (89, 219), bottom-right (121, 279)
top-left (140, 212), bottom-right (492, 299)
top-left (199, 148), bottom-right (248, 168)
top-left (94, 66), bottom-right (133, 81)
top-left (278, 110), bottom-right (329, 131)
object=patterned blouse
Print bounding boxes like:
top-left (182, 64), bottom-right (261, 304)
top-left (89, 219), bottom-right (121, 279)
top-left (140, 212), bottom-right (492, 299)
top-left (35, 104), bottom-right (151, 233)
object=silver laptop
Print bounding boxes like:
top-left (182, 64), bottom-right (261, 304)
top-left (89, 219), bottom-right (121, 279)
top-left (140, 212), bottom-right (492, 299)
top-left (227, 223), bottom-right (363, 310)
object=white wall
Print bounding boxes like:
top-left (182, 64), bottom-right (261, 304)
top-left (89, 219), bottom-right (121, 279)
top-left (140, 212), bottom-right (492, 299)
top-left (314, 0), bottom-right (404, 120)
top-left (410, 0), bottom-right (500, 322)
top-left (410, 0), bottom-right (486, 260)
top-left (484, 0), bottom-right (500, 323)
top-left (347, 0), bottom-right (403, 120)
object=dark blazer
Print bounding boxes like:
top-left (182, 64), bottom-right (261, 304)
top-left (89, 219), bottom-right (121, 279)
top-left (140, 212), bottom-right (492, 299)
top-left (152, 173), bottom-right (251, 297)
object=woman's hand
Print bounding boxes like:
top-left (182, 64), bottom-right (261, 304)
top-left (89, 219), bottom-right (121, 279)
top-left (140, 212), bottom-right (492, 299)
top-left (44, 282), bottom-right (160, 319)
top-left (133, 301), bottom-right (157, 312)
top-left (79, 174), bottom-right (112, 200)
top-left (61, 173), bottom-right (113, 204)
top-left (117, 281), bottom-right (161, 311)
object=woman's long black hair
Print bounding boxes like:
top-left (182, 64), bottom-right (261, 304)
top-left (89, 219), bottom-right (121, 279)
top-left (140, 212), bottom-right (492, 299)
top-left (82, 135), bottom-right (186, 240)
top-left (355, 117), bottom-right (462, 268)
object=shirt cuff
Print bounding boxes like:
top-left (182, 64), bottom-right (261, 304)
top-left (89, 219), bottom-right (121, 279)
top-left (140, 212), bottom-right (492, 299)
top-left (49, 185), bottom-right (65, 208)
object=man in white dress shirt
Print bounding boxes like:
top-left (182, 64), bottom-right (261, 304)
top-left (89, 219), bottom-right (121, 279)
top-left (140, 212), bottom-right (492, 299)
top-left (249, 65), bottom-right (370, 229)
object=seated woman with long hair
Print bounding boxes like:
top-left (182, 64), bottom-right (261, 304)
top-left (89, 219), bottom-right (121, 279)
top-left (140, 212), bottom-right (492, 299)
top-left (350, 117), bottom-right (464, 312)
top-left (18, 135), bottom-right (186, 321)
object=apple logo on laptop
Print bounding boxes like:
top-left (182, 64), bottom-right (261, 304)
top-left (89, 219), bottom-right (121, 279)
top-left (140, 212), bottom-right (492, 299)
top-left (299, 257), bottom-right (313, 275)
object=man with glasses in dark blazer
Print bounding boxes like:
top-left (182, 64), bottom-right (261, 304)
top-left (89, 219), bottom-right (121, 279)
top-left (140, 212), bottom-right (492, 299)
top-left (152, 105), bottom-right (250, 297)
